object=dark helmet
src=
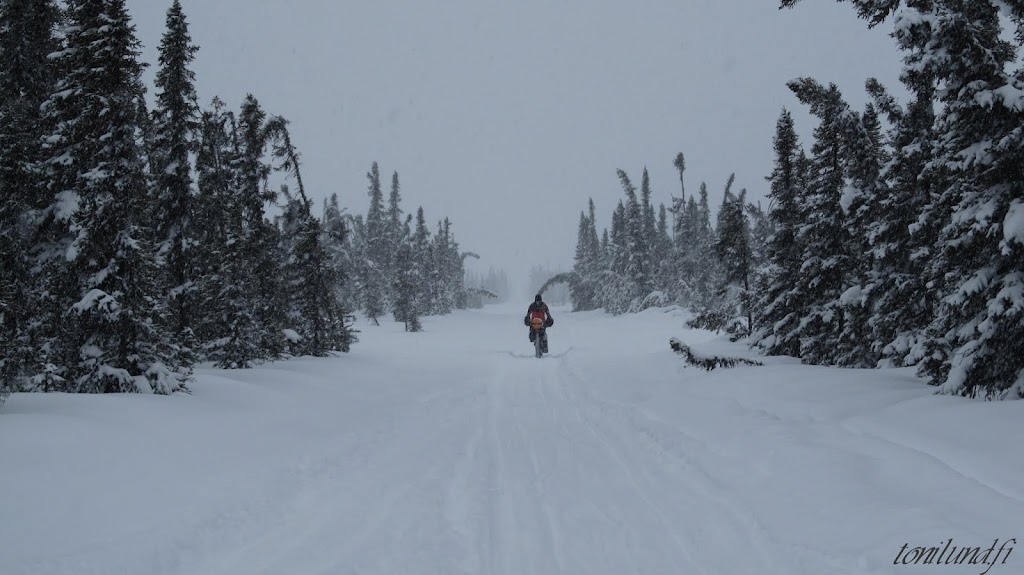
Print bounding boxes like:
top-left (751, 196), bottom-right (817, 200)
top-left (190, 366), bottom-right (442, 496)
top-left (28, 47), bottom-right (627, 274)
top-left (535, 294), bottom-right (542, 302)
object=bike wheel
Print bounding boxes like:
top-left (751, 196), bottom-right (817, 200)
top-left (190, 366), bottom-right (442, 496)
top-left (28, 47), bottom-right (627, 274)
top-left (535, 331), bottom-right (543, 358)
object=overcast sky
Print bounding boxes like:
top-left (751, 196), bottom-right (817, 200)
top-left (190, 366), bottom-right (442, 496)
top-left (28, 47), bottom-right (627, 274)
top-left (126, 0), bottom-right (904, 297)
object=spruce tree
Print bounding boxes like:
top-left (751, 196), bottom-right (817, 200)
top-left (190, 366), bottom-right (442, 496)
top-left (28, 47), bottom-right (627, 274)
top-left (226, 94), bottom-right (287, 364)
top-left (587, 198), bottom-right (602, 268)
top-left (864, 77), bottom-right (938, 367)
top-left (385, 171), bottom-right (403, 306)
top-left (151, 0), bottom-right (200, 346)
top-left (690, 182), bottom-right (718, 304)
top-left (569, 198), bottom-right (605, 311)
top-left (322, 194), bottom-right (360, 351)
top-left (745, 200), bottom-right (773, 289)
top-left (785, 79), bottom-right (856, 365)
top-left (640, 167), bottom-right (657, 294)
top-left (0, 0), bottom-right (60, 393)
top-left (687, 175), bottom-right (747, 333)
top-left (410, 206), bottom-right (432, 319)
top-left (617, 169), bottom-right (647, 301)
top-left (654, 204), bottom-right (672, 288)
top-left (281, 186), bottom-right (355, 353)
top-left (391, 216), bottom-right (421, 331)
top-left (713, 179), bottom-right (753, 334)
top-left (913, 2), bottom-right (1024, 398)
top-left (752, 109), bottom-right (805, 356)
top-left (571, 210), bottom-right (597, 310)
top-left (600, 228), bottom-right (610, 269)
top-left (609, 199), bottom-right (626, 276)
top-left (270, 118), bottom-right (355, 355)
top-left (192, 98), bottom-right (251, 364)
top-left (362, 162), bottom-right (388, 324)
top-left (39, 0), bottom-right (188, 393)
top-left (603, 197), bottom-right (632, 314)
top-left (432, 218), bottom-right (462, 314)
top-left (672, 194), bottom-right (703, 305)
top-left (782, 0), bottom-right (1024, 396)
top-left (336, 210), bottom-right (366, 314)
top-left (833, 102), bottom-right (888, 367)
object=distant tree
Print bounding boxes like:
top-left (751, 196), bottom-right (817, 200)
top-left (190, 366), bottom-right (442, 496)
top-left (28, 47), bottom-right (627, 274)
top-left (689, 182), bottom-right (718, 305)
top-left (410, 206), bottom-right (432, 318)
top-left (385, 170), bottom-right (403, 306)
top-left (322, 192), bottom-right (358, 318)
top-left (654, 203), bottom-right (672, 289)
top-left (673, 152), bottom-right (686, 198)
top-left (713, 178), bottom-right (753, 334)
top-left (391, 216), bottom-right (422, 331)
top-left (619, 169), bottom-right (649, 299)
top-left (640, 167), bottom-right (657, 293)
top-left (609, 199), bottom-right (627, 276)
top-left (481, 267), bottom-right (511, 304)
top-left (570, 210), bottom-right (598, 310)
top-left (362, 162), bottom-right (388, 324)
top-left (687, 175), bottom-right (750, 336)
top-left (744, 199), bottom-right (773, 300)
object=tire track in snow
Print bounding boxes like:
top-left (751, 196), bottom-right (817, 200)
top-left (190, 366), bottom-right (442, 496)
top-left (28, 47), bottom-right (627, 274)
top-left (482, 356), bottom-right (569, 575)
top-left (538, 360), bottom-right (645, 575)
top-left (522, 368), bottom-right (567, 575)
top-left (193, 382), bottom-right (487, 575)
top-left (170, 414), bottom-right (400, 575)
top-left (443, 412), bottom-right (488, 575)
top-left (485, 350), bottom-right (670, 575)
top-left (557, 357), bottom-right (883, 575)
top-left (551, 361), bottom-right (712, 575)
top-left (484, 369), bottom-right (509, 575)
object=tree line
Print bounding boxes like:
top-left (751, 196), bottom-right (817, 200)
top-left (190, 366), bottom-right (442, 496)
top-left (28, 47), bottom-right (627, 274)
top-left (567, 0), bottom-right (1024, 400)
top-left (331, 161), bottom-right (478, 332)
top-left (0, 0), bottom-right (475, 404)
top-left (565, 162), bottom-right (767, 325)
top-left (464, 267), bottom-right (511, 308)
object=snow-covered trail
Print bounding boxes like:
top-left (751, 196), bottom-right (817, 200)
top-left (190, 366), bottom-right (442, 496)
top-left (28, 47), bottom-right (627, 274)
top-left (187, 306), bottom-right (798, 575)
top-left (2, 304), bottom-right (1022, 575)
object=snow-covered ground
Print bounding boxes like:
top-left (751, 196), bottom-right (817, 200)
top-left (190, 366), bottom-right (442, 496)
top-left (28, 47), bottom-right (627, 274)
top-left (2, 303), bottom-right (1021, 575)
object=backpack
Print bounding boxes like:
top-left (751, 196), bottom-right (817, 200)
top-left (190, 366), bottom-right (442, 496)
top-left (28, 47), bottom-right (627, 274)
top-left (528, 303), bottom-right (552, 327)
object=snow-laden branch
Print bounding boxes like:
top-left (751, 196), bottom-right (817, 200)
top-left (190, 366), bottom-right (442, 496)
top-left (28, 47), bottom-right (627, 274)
top-left (669, 337), bottom-right (763, 370)
top-left (538, 271), bottom-right (577, 296)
